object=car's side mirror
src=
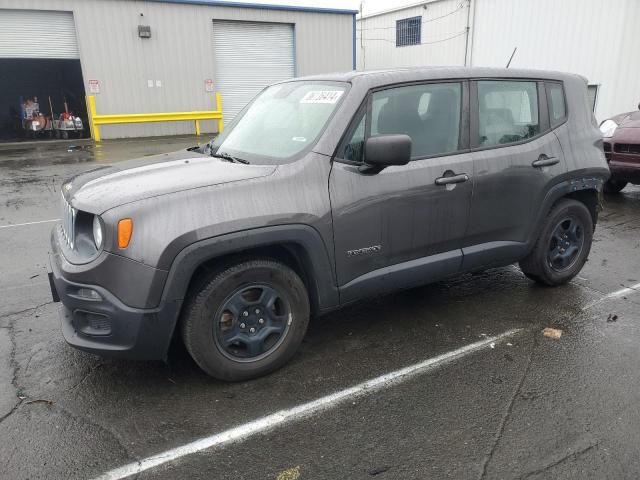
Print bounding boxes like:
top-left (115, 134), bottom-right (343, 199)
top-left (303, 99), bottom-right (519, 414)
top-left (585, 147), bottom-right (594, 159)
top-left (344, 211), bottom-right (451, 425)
top-left (362, 135), bottom-right (411, 173)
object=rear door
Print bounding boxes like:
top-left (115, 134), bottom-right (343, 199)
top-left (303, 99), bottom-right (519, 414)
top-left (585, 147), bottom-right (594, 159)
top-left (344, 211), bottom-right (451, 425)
top-left (462, 79), bottom-right (567, 270)
top-left (330, 81), bottom-right (474, 302)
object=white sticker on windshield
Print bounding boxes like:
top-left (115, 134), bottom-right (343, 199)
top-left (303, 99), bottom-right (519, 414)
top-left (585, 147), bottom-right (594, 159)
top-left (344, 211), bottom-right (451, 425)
top-left (300, 90), bottom-right (344, 104)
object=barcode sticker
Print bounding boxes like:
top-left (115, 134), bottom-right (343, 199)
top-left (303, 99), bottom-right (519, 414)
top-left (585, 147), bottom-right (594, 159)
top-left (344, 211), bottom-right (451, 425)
top-left (300, 90), bottom-right (344, 104)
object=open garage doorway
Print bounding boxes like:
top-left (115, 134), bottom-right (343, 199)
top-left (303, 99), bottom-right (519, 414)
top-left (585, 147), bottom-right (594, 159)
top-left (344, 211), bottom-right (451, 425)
top-left (0, 58), bottom-right (88, 141)
top-left (0, 9), bottom-right (87, 142)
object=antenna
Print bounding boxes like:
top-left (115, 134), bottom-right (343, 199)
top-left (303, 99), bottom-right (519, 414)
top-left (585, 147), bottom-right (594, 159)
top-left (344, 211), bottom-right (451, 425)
top-left (506, 47), bottom-right (517, 68)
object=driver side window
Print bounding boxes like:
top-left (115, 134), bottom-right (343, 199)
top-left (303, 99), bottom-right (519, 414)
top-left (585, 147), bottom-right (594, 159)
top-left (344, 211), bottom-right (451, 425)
top-left (339, 82), bottom-right (462, 164)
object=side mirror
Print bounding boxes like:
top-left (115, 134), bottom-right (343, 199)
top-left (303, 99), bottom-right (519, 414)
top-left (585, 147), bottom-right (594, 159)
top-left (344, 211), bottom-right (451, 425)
top-left (362, 134), bottom-right (411, 172)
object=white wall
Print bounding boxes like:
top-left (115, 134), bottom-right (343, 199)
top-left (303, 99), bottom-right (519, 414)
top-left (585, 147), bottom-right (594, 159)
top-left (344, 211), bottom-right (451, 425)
top-left (357, 0), bottom-right (468, 70)
top-left (470, 0), bottom-right (640, 121)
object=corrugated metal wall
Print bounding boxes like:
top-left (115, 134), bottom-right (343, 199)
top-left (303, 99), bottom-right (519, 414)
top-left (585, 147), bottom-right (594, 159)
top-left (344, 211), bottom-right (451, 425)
top-left (356, 0), bottom-right (468, 70)
top-left (0, 9), bottom-right (80, 59)
top-left (0, 0), bottom-right (354, 138)
top-left (470, 0), bottom-right (640, 121)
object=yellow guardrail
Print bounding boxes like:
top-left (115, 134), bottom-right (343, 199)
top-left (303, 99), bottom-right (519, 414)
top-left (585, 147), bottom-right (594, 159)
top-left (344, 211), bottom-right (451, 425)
top-left (86, 93), bottom-right (223, 142)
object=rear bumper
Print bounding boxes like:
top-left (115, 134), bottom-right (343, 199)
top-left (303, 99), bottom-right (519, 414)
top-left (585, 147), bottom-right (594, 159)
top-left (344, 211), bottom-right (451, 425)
top-left (49, 229), bottom-right (180, 360)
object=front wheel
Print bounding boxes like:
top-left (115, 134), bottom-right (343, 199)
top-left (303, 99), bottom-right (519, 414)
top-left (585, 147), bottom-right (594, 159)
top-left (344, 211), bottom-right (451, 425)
top-left (181, 259), bottom-right (310, 381)
top-left (519, 199), bottom-right (593, 286)
top-left (603, 179), bottom-right (627, 194)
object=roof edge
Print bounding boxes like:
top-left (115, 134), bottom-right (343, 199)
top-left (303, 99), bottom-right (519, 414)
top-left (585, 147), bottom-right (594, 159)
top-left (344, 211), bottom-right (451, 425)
top-left (145, 0), bottom-right (358, 14)
top-left (358, 0), bottom-right (443, 20)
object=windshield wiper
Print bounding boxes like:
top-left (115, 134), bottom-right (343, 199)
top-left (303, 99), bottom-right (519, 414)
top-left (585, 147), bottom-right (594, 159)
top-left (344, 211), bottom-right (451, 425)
top-left (211, 151), bottom-right (250, 164)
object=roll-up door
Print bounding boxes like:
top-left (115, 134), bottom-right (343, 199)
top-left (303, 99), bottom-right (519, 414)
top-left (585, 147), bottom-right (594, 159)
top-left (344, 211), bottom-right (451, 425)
top-left (213, 20), bottom-right (294, 122)
top-left (0, 9), bottom-right (80, 59)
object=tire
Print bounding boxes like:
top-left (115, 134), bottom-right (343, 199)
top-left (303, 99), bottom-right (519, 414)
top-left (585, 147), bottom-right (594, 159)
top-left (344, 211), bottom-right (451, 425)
top-left (603, 179), bottom-right (627, 194)
top-left (180, 259), bottom-right (310, 381)
top-left (519, 199), bottom-right (593, 286)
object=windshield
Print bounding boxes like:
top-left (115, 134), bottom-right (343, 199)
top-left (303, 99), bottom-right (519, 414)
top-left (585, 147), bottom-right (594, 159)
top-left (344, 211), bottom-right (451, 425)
top-left (211, 81), bottom-right (348, 164)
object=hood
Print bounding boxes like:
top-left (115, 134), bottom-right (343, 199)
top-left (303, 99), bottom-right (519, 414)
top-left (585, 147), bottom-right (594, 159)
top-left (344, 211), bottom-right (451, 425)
top-left (63, 149), bottom-right (276, 214)
top-left (611, 110), bottom-right (640, 129)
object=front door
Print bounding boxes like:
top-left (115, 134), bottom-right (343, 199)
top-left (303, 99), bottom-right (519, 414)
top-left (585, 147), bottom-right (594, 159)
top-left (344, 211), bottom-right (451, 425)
top-left (329, 81), bottom-right (474, 302)
top-left (462, 79), bottom-right (567, 270)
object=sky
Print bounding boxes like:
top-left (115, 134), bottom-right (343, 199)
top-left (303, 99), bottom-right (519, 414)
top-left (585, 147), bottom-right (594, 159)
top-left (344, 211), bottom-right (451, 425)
top-left (216, 0), bottom-right (416, 15)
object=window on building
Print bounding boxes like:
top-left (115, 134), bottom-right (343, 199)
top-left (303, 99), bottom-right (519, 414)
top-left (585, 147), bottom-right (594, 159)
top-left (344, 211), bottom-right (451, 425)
top-left (587, 85), bottom-right (598, 112)
top-left (396, 16), bottom-right (421, 47)
top-left (476, 80), bottom-right (540, 147)
top-left (546, 82), bottom-right (567, 128)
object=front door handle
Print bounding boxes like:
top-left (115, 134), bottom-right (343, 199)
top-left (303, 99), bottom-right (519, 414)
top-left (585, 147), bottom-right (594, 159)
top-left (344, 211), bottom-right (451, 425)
top-left (532, 154), bottom-right (559, 168)
top-left (435, 172), bottom-right (470, 186)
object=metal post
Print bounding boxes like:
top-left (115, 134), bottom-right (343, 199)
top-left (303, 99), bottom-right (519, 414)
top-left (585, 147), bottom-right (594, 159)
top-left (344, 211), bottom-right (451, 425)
top-left (194, 120), bottom-right (201, 136)
top-left (86, 95), bottom-right (100, 142)
top-left (216, 92), bottom-right (224, 134)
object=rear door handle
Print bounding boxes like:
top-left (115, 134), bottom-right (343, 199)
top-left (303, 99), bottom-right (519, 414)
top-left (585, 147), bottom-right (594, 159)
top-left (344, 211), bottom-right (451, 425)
top-left (435, 173), bottom-right (470, 186)
top-left (532, 155), bottom-right (559, 168)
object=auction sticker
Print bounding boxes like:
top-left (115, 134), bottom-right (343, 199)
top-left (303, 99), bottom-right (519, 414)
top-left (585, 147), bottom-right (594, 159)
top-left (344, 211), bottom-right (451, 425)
top-left (300, 90), bottom-right (344, 104)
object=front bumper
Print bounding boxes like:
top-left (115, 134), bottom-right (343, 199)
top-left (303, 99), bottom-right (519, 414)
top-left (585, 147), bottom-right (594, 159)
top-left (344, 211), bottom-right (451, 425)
top-left (49, 228), bottom-right (179, 360)
top-left (605, 138), bottom-right (640, 184)
top-left (608, 161), bottom-right (640, 184)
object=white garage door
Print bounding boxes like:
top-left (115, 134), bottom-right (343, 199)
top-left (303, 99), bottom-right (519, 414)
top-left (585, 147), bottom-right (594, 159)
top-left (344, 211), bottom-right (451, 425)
top-left (0, 9), bottom-right (79, 59)
top-left (213, 20), bottom-right (294, 123)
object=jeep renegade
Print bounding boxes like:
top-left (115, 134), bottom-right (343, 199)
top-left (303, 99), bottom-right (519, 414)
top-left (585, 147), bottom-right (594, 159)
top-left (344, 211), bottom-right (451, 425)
top-left (49, 67), bottom-right (609, 380)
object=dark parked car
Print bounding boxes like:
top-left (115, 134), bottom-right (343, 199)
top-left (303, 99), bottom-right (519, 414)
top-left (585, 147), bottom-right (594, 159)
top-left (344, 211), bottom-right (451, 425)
top-left (600, 105), bottom-right (640, 193)
top-left (49, 67), bottom-right (609, 380)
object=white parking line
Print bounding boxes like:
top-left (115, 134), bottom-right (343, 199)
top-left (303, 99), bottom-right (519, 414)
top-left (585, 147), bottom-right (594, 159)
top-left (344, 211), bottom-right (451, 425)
top-left (0, 219), bottom-right (59, 229)
top-left (94, 329), bottom-right (520, 480)
top-left (582, 282), bottom-right (640, 311)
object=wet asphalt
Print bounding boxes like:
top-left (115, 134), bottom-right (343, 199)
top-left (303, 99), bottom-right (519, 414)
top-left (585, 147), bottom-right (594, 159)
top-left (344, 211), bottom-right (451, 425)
top-left (0, 137), bottom-right (639, 480)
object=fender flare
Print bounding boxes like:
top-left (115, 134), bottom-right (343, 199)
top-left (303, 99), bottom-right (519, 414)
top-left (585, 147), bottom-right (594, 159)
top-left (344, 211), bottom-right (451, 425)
top-left (158, 223), bottom-right (339, 316)
top-left (527, 169), bottom-right (607, 252)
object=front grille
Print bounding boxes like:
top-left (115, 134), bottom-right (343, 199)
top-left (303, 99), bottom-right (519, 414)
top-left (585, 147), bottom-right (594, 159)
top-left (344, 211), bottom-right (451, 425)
top-left (614, 143), bottom-right (640, 155)
top-left (60, 192), bottom-right (77, 249)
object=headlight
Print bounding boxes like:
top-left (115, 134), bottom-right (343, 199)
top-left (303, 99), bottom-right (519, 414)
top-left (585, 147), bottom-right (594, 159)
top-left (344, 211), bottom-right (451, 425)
top-left (600, 119), bottom-right (618, 138)
top-left (92, 215), bottom-right (103, 249)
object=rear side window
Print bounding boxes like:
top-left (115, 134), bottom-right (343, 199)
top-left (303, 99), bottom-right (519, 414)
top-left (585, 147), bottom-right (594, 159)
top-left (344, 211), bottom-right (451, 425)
top-left (476, 80), bottom-right (540, 147)
top-left (546, 82), bottom-right (567, 127)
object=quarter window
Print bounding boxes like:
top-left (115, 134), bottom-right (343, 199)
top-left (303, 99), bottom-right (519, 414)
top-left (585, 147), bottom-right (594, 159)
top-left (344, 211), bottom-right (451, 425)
top-left (477, 80), bottom-right (540, 147)
top-left (587, 84), bottom-right (598, 112)
top-left (342, 112), bottom-right (366, 163)
top-left (546, 82), bottom-right (567, 128)
top-left (396, 16), bottom-right (421, 47)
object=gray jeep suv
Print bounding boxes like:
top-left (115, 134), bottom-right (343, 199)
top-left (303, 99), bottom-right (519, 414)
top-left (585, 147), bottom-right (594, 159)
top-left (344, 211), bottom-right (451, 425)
top-left (49, 67), bottom-right (609, 380)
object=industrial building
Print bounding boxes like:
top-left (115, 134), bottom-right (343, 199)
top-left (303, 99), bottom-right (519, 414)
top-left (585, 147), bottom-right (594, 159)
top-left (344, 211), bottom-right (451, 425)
top-left (0, 0), bottom-right (356, 140)
top-left (357, 0), bottom-right (640, 121)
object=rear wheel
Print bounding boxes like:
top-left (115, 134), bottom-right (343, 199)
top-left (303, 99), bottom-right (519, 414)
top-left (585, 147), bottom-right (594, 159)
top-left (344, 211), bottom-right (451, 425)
top-left (603, 179), bottom-right (627, 194)
top-left (519, 199), bottom-right (593, 286)
top-left (181, 259), bottom-right (310, 381)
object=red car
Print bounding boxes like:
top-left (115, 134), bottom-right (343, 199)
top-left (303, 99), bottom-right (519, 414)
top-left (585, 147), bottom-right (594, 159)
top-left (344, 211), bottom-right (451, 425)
top-left (601, 105), bottom-right (640, 193)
